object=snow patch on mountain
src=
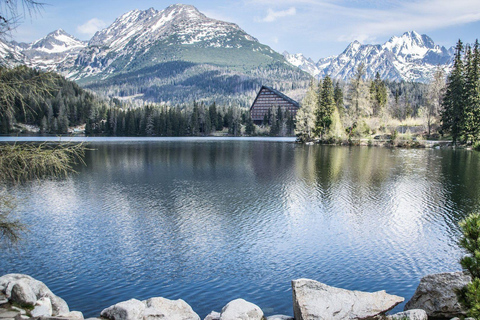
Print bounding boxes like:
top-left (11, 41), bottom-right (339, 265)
top-left (285, 31), bottom-right (453, 82)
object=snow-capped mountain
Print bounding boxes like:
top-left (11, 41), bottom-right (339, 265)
top-left (0, 29), bottom-right (86, 71)
top-left (283, 51), bottom-right (322, 76)
top-left (0, 40), bottom-right (25, 67)
top-left (23, 29), bottom-right (86, 71)
top-left (284, 31), bottom-right (454, 82)
top-left (72, 4), bottom-right (281, 80)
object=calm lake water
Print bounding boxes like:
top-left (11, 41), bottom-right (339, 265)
top-left (2, 137), bottom-right (480, 318)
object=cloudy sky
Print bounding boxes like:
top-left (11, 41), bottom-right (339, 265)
top-left (11, 0), bottom-right (480, 61)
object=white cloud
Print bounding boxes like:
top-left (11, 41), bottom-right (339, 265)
top-left (262, 7), bottom-right (296, 22)
top-left (339, 0), bottom-right (480, 41)
top-left (76, 18), bottom-right (107, 36)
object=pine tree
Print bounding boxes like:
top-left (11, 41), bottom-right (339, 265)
top-left (442, 40), bottom-right (465, 144)
top-left (315, 75), bottom-right (336, 139)
top-left (245, 114), bottom-right (255, 136)
top-left (334, 81), bottom-right (344, 115)
top-left (464, 40), bottom-right (480, 143)
top-left (370, 72), bottom-right (388, 116)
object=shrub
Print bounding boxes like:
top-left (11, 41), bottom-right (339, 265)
top-left (474, 141), bottom-right (480, 151)
top-left (458, 213), bottom-right (480, 318)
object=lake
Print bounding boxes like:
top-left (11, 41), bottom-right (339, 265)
top-left (1, 137), bottom-right (480, 318)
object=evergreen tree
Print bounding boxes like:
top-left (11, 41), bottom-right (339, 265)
top-left (245, 114), bottom-right (255, 136)
top-left (458, 213), bottom-right (480, 318)
top-left (209, 102), bottom-right (218, 131)
top-left (442, 40), bottom-right (465, 144)
top-left (334, 81), bottom-right (344, 115)
top-left (315, 75), bottom-right (336, 139)
top-left (464, 40), bottom-right (480, 143)
top-left (370, 72), bottom-right (388, 116)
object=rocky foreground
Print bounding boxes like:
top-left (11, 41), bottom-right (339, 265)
top-left (0, 272), bottom-right (473, 320)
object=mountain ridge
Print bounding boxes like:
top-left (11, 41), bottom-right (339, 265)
top-left (284, 31), bottom-right (454, 82)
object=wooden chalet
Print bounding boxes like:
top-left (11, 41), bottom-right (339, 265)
top-left (250, 86), bottom-right (300, 125)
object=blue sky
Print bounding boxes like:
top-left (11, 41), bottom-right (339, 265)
top-left (12, 0), bottom-right (480, 61)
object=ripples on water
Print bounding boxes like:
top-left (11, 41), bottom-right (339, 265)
top-left (2, 139), bottom-right (480, 318)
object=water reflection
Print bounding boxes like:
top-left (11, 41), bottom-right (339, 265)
top-left (1, 140), bottom-right (479, 318)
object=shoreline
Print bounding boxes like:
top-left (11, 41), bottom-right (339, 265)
top-left (0, 272), bottom-right (470, 320)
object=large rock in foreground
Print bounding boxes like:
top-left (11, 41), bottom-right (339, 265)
top-left (404, 271), bottom-right (471, 319)
top-left (101, 297), bottom-right (199, 320)
top-left (0, 274), bottom-right (69, 316)
top-left (292, 279), bottom-right (404, 320)
top-left (219, 299), bottom-right (263, 320)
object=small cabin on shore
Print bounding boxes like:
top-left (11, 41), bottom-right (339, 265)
top-left (250, 86), bottom-right (300, 125)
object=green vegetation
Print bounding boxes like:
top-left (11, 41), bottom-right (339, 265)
top-left (0, 142), bottom-right (85, 183)
top-left (458, 213), bottom-right (480, 318)
top-left (473, 141), bottom-right (480, 151)
top-left (295, 39), bottom-right (480, 146)
top-left (441, 40), bottom-right (480, 145)
top-left (0, 65), bottom-right (108, 135)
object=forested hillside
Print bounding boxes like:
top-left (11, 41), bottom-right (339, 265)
top-left (0, 66), bottom-right (108, 134)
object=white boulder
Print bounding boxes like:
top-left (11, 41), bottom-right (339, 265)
top-left (101, 299), bottom-right (146, 320)
top-left (143, 297), bottom-right (200, 320)
top-left (0, 274), bottom-right (69, 316)
top-left (292, 278), bottom-right (404, 320)
top-left (31, 297), bottom-right (53, 317)
top-left (219, 299), bottom-right (263, 320)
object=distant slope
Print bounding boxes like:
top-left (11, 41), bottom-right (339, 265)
top-left (284, 31), bottom-right (454, 82)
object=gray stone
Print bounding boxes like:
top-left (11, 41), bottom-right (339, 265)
top-left (204, 311), bottom-right (220, 320)
top-left (11, 281), bottom-right (36, 306)
top-left (0, 299), bottom-right (7, 305)
top-left (292, 278), bottom-right (404, 320)
top-left (101, 299), bottom-right (146, 320)
top-left (59, 311), bottom-right (84, 319)
top-left (404, 271), bottom-right (471, 318)
top-left (386, 309), bottom-right (428, 320)
top-left (13, 315), bottom-right (29, 320)
top-left (0, 274), bottom-right (69, 316)
top-left (143, 297), bottom-right (200, 320)
top-left (0, 311), bottom-right (19, 318)
top-left (10, 307), bottom-right (25, 315)
top-left (219, 299), bottom-right (263, 320)
top-left (266, 315), bottom-right (294, 320)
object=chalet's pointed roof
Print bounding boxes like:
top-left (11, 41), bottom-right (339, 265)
top-left (250, 85), bottom-right (300, 111)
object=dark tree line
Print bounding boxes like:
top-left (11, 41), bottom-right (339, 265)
top-left (0, 65), bottom-right (105, 134)
top-left (441, 39), bottom-right (480, 144)
top-left (86, 102), bottom-right (254, 137)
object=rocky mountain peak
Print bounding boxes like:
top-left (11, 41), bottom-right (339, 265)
top-left (163, 3), bottom-right (205, 20)
top-left (30, 29), bottom-right (85, 53)
top-left (284, 31), bottom-right (453, 82)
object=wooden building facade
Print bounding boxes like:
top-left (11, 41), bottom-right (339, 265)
top-left (250, 86), bottom-right (300, 124)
